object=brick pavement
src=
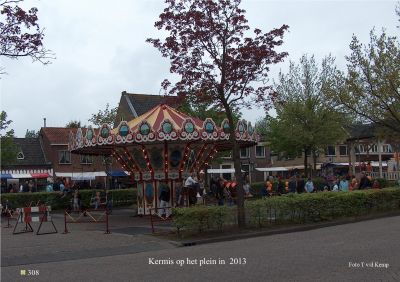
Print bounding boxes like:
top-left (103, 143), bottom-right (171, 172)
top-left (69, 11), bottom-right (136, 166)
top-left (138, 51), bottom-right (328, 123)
top-left (2, 213), bottom-right (399, 281)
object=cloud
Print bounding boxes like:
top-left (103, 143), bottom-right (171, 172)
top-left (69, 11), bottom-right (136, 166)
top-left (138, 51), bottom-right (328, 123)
top-left (1, 0), bottom-right (398, 136)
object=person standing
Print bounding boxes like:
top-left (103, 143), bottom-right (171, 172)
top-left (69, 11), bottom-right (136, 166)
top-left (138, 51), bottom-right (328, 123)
top-left (339, 176), bottom-right (349, 192)
top-left (175, 182), bottom-right (182, 207)
top-left (73, 190), bottom-right (81, 212)
top-left (288, 176), bottom-right (297, 193)
top-left (185, 173), bottom-right (199, 206)
top-left (22, 181), bottom-right (29, 192)
top-left (158, 184), bottom-right (171, 217)
top-left (304, 178), bottom-right (314, 193)
top-left (216, 177), bottom-right (225, 206)
top-left (297, 175), bottom-right (305, 194)
top-left (28, 180), bottom-right (34, 192)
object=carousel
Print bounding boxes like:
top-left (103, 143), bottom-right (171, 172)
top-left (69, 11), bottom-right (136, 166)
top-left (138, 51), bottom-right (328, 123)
top-left (69, 103), bottom-right (257, 215)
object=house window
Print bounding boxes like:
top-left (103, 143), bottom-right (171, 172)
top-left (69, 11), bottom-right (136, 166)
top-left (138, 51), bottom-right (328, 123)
top-left (17, 152), bottom-right (25, 160)
top-left (59, 150), bottom-right (71, 164)
top-left (255, 146), bottom-right (266, 158)
top-left (80, 155), bottom-right (93, 164)
top-left (241, 164), bottom-right (250, 172)
top-left (325, 146), bottom-right (336, 156)
top-left (240, 147), bottom-right (250, 158)
top-left (339, 145), bottom-right (348, 156)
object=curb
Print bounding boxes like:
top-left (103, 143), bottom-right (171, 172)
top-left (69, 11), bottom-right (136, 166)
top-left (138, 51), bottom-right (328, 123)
top-left (179, 211), bottom-right (400, 247)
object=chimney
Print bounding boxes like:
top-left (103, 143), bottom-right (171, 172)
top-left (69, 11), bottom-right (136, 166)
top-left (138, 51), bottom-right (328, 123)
top-left (43, 118), bottom-right (46, 128)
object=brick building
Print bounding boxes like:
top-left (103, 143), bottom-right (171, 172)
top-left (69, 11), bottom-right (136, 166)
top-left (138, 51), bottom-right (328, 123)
top-left (0, 138), bottom-right (52, 192)
top-left (39, 127), bottom-right (114, 188)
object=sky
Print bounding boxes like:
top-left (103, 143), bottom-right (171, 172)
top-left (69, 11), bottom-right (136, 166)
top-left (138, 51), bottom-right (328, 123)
top-left (1, 0), bottom-right (399, 137)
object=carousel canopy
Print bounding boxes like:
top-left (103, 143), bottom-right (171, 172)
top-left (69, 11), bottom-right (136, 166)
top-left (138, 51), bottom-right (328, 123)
top-left (69, 103), bottom-right (258, 181)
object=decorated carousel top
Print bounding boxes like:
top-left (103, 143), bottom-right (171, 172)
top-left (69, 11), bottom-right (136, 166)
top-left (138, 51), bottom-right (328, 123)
top-left (68, 104), bottom-right (258, 180)
top-left (69, 104), bottom-right (257, 153)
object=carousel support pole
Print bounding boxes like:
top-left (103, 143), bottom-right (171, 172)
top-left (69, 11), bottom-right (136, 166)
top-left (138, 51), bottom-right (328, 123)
top-left (62, 210), bottom-right (69, 234)
top-left (105, 209), bottom-right (110, 234)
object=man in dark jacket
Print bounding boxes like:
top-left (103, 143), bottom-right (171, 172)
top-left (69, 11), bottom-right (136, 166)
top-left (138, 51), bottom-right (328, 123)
top-left (296, 175), bottom-right (305, 194)
top-left (159, 184), bottom-right (171, 217)
top-left (289, 176), bottom-right (297, 193)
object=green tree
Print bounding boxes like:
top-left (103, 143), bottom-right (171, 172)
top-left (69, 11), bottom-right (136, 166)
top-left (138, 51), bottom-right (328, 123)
top-left (264, 55), bottom-right (348, 176)
top-left (177, 97), bottom-right (242, 125)
top-left (0, 111), bottom-right (17, 166)
top-left (65, 120), bottom-right (81, 128)
top-left (327, 28), bottom-right (400, 134)
top-left (25, 129), bottom-right (38, 138)
top-left (88, 103), bottom-right (117, 127)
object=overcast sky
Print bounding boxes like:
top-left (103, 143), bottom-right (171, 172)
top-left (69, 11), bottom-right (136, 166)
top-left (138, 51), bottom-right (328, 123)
top-left (1, 0), bottom-right (399, 137)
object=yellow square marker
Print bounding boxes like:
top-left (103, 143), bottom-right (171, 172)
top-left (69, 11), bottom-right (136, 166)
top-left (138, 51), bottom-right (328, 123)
top-left (20, 270), bottom-right (26, 276)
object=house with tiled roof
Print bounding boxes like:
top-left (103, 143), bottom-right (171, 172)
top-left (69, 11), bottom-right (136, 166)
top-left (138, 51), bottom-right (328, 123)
top-left (114, 91), bottom-right (181, 127)
top-left (0, 138), bottom-right (52, 192)
top-left (40, 127), bottom-right (119, 187)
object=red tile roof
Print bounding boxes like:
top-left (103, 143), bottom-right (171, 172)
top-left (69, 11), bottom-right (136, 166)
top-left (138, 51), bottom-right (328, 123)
top-left (40, 127), bottom-right (77, 145)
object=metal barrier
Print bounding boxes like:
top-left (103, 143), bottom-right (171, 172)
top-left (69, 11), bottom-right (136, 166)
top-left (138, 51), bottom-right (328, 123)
top-left (4, 208), bottom-right (20, 228)
top-left (63, 208), bottom-right (110, 234)
top-left (149, 207), bottom-right (172, 233)
top-left (365, 171), bottom-right (400, 181)
top-left (13, 205), bottom-right (58, 235)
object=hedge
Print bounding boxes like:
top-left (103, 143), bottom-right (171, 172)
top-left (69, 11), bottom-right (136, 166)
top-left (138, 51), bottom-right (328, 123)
top-left (0, 188), bottom-right (136, 210)
top-left (172, 188), bottom-right (400, 234)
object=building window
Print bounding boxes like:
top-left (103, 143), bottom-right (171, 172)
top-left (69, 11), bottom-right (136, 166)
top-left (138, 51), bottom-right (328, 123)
top-left (240, 147), bottom-right (250, 158)
top-left (241, 164), bottom-right (250, 172)
top-left (370, 144), bottom-right (378, 153)
top-left (339, 145), bottom-right (348, 156)
top-left (59, 150), bottom-right (71, 164)
top-left (17, 152), bottom-right (25, 160)
top-left (80, 155), bottom-right (93, 164)
top-left (325, 146), bottom-right (336, 156)
top-left (255, 146), bottom-right (266, 158)
top-left (221, 164), bottom-right (232, 180)
top-left (383, 144), bottom-right (393, 153)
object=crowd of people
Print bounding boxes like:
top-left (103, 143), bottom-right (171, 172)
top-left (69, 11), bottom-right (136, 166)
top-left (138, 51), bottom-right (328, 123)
top-left (176, 171), bottom-right (385, 208)
top-left (260, 172), bottom-right (382, 196)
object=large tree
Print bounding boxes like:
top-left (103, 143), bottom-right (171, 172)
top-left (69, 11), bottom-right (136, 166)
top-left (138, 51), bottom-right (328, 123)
top-left (88, 103), bottom-right (118, 127)
top-left (147, 0), bottom-right (289, 227)
top-left (327, 28), bottom-right (400, 135)
top-left (25, 129), bottom-right (38, 138)
top-left (0, 0), bottom-right (54, 71)
top-left (262, 55), bottom-right (348, 177)
top-left (0, 110), bottom-right (17, 166)
top-left (65, 120), bottom-right (81, 128)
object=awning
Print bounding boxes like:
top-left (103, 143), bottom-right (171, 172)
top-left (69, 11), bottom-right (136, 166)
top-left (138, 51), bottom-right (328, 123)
top-left (55, 171), bottom-right (107, 180)
top-left (107, 170), bottom-right (129, 177)
top-left (31, 173), bottom-right (50, 179)
top-left (0, 173), bottom-right (12, 179)
top-left (325, 162), bottom-right (387, 168)
top-left (207, 168), bottom-right (245, 174)
top-left (11, 173), bottom-right (32, 178)
top-left (256, 167), bottom-right (289, 172)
